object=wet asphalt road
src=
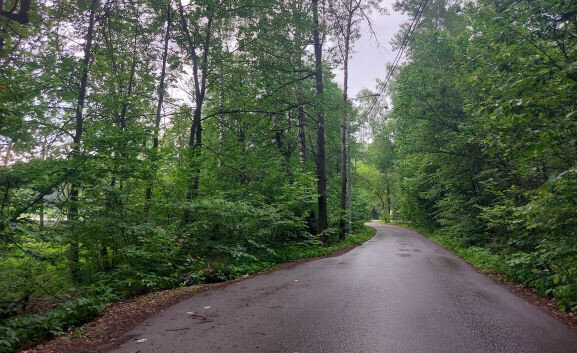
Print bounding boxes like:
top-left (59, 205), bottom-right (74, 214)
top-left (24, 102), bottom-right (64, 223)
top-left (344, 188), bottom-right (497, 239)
top-left (110, 223), bottom-right (577, 353)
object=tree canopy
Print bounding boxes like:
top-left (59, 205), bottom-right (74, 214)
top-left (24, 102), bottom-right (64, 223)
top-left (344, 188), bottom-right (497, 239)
top-left (367, 0), bottom-right (577, 312)
top-left (0, 0), bottom-right (378, 350)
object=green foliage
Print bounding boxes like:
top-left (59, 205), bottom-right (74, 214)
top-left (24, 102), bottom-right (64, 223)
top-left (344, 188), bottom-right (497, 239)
top-left (366, 0), bottom-right (577, 312)
top-left (0, 1), bottom-right (376, 350)
top-left (0, 293), bottom-right (115, 353)
top-left (271, 226), bottom-right (374, 262)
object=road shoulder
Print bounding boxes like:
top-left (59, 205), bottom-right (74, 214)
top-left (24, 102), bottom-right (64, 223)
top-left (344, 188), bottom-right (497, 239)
top-left (386, 222), bottom-right (577, 332)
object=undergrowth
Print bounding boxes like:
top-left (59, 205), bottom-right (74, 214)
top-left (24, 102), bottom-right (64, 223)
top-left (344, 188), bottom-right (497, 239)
top-left (0, 226), bottom-right (374, 353)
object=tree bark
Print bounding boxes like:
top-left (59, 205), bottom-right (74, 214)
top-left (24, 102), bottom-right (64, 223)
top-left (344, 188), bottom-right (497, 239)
top-left (68, 0), bottom-right (98, 284)
top-left (218, 68), bottom-right (225, 167)
top-left (386, 185), bottom-right (391, 222)
top-left (347, 119), bottom-right (352, 233)
top-left (40, 137), bottom-right (47, 230)
top-left (312, 0), bottom-right (328, 242)
top-left (297, 103), bottom-right (306, 166)
top-left (292, 16), bottom-right (306, 168)
top-left (339, 10), bottom-right (352, 241)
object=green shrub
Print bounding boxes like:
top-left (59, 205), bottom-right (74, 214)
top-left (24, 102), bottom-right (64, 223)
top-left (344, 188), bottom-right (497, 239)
top-left (0, 293), bottom-right (114, 353)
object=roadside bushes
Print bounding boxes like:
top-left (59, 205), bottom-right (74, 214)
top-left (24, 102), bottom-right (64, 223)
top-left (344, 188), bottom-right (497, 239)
top-left (379, 0), bottom-right (577, 312)
top-left (430, 227), bottom-right (577, 312)
top-left (0, 294), bottom-right (114, 353)
top-left (0, 191), bottom-right (317, 352)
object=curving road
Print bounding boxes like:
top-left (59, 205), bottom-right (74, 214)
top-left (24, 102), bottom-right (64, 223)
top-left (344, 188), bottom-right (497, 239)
top-left (110, 223), bottom-right (577, 353)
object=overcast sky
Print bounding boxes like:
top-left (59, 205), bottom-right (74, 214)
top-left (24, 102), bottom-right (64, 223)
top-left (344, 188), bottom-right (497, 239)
top-left (333, 1), bottom-right (408, 97)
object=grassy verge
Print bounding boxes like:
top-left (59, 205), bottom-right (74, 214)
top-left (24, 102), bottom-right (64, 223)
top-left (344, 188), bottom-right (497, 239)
top-left (425, 231), bottom-right (510, 276)
top-left (389, 222), bottom-right (508, 276)
top-left (1, 226), bottom-right (374, 353)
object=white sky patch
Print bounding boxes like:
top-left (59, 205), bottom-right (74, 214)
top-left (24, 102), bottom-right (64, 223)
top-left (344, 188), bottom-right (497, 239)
top-left (333, 1), bottom-right (407, 98)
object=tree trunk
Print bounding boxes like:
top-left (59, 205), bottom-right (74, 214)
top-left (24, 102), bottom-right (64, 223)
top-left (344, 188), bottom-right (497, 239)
top-left (110, 33), bottom-right (138, 216)
top-left (178, 2), bottom-right (213, 222)
top-left (218, 66), bottom-right (225, 167)
top-left (293, 24), bottom-right (306, 168)
top-left (145, 5), bottom-right (171, 208)
top-left (118, 39), bottom-right (137, 131)
top-left (312, 0), bottom-right (328, 242)
top-left (68, 0), bottom-right (98, 284)
top-left (186, 104), bottom-right (203, 204)
top-left (40, 137), bottom-right (47, 230)
top-left (297, 104), bottom-right (306, 166)
top-left (386, 185), bottom-right (391, 222)
top-left (339, 18), bottom-right (351, 241)
top-left (347, 122), bottom-right (352, 233)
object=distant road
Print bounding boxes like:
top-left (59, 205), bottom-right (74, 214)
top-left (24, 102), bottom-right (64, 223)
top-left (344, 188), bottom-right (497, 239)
top-left (110, 223), bottom-right (577, 353)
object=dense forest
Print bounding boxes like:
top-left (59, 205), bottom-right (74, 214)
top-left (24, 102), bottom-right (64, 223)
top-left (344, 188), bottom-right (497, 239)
top-left (0, 0), bottom-right (382, 350)
top-left (1, 0), bottom-right (577, 351)
top-left (364, 0), bottom-right (577, 314)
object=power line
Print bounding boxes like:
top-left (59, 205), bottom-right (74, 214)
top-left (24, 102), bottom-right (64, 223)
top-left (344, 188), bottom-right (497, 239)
top-left (345, 0), bottom-right (428, 230)
top-left (360, 0), bottom-right (429, 121)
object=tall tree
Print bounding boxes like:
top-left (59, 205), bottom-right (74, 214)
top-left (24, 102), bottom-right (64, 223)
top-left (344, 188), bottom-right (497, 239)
top-left (68, 0), bottom-right (99, 284)
top-left (330, 0), bottom-right (360, 240)
top-left (311, 0), bottom-right (328, 240)
top-left (145, 2), bottom-right (172, 208)
top-left (177, 0), bottom-right (215, 221)
top-left (329, 0), bottom-right (383, 239)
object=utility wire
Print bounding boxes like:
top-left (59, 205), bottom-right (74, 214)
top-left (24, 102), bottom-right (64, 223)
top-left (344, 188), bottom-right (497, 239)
top-left (359, 0), bottom-right (429, 121)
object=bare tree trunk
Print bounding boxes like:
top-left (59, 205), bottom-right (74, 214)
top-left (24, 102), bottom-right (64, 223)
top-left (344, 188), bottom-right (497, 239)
top-left (68, 0), bottom-right (98, 284)
top-left (187, 104), bottom-right (203, 202)
top-left (386, 185), bottom-right (391, 222)
top-left (145, 4), bottom-right (171, 208)
top-left (339, 16), bottom-right (352, 241)
top-left (40, 137), bottom-right (47, 230)
top-left (292, 19), bottom-right (306, 168)
top-left (297, 104), bottom-right (306, 166)
top-left (312, 0), bottom-right (328, 242)
top-left (347, 131), bottom-right (352, 232)
top-left (218, 67), bottom-right (225, 167)
top-left (296, 67), bottom-right (306, 167)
